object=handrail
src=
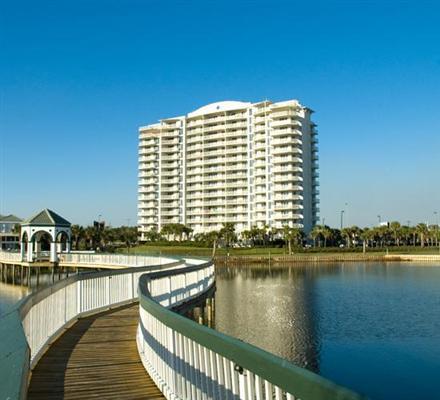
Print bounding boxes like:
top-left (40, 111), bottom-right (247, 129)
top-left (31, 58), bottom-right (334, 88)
top-left (0, 255), bottom-right (188, 400)
top-left (137, 263), bottom-right (365, 400)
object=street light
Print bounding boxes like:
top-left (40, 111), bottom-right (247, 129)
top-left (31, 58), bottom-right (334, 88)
top-left (377, 215), bottom-right (381, 225)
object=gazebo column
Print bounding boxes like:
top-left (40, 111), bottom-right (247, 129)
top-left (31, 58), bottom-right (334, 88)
top-left (27, 241), bottom-right (33, 262)
top-left (66, 240), bottom-right (71, 253)
top-left (35, 241), bottom-right (40, 259)
top-left (50, 241), bottom-right (57, 263)
top-left (20, 242), bottom-right (25, 261)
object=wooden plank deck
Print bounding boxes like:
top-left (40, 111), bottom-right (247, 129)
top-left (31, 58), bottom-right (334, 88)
top-left (28, 304), bottom-right (165, 400)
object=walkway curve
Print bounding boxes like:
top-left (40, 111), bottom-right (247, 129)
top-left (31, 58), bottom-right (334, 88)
top-left (28, 304), bottom-right (165, 400)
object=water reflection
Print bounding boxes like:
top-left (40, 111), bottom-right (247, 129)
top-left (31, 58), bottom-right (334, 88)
top-left (0, 267), bottom-right (84, 316)
top-left (214, 264), bottom-right (325, 372)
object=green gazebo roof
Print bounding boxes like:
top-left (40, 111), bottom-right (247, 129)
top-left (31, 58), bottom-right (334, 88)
top-left (0, 214), bottom-right (22, 223)
top-left (22, 209), bottom-right (71, 227)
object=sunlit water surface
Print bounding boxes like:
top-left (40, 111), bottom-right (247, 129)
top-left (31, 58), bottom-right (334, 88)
top-left (213, 263), bottom-right (440, 400)
top-left (0, 271), bottom-right (73, 316)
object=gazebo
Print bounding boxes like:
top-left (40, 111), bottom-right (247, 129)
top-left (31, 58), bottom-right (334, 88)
top-left (20, 209), bottom-right (72, 263)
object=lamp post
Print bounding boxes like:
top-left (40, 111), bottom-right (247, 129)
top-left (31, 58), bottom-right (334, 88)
top-left (377, 215), bottom-right (381, 225)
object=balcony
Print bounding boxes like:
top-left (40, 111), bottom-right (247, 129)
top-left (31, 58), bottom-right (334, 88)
top-left (161, 193), bottom-right (179, 200)
top-left (274, 194), bottom-right (303, 201)
top-left (139, 178), bottom-right (158, 185)
top-left (271, 138), bottom-right (301, 146)
top-left (187, 144), bottom-right (204, 152)
top-left (204, 141), bottom-right (225, 150)
top-left (273, 166), bottom-right (303, 174)
top-left (204, 150), bottom-right (224, 158)
top-left (203, 124), bottom-right (226, 133)
top-left (161, 154), bottom-right (179, 161)
top-left (270, 118), bottom-right (300, 128)
top-left (186, 119), bottom-right (204, 128)
top-left (226, 113), bottom-right (247, 121)
top-left (226, 122), bottom-right (247, 130)
top-left (225, 156), bottom-right (247, 163)
top-left (272, 146), bottom-right (303, 156)
top-left (139, 155), bottom-right (158, 162)
top-left (138, 194), bottom-right (158, 201)
top-left (227, 163), bottom-right (247, 171)
top-left (254, 125), bottom-right (266, 133)
top-left (254, 116), bottom-right (266, 124)
top-left (272, 156), bottom-right (302, 164)
top-left (138, 210), bottom-right (158, 217)
top-left (274, 204), bottom-right (303, 211)
top-left (273, 175), bottom-right (303, 183)
top-left (271, 128), bottom-right (302, 137)
top-left (162, 138), bottom-right (179, 145)
top-left (161, 178), bottom-right (179, 185)
top-left (274, 213), bottom-right (303, 220)
top-left (187, 184), bottom-right (203, 191)
top-left (274, 184), bottom-right (303, 192)
top-left (161, 210), bottom-right (179, 216)
top-left (226, 138), bottom-right (247, 147)
top-left (271, 110), bottom-right (300, 119)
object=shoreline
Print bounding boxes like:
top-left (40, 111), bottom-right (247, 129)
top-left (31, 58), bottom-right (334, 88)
top-left (214, 253), bottom-right (440, 264)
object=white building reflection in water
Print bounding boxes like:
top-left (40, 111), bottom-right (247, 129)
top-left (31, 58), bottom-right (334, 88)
top-left (213, 265), bottom-right (329, 373)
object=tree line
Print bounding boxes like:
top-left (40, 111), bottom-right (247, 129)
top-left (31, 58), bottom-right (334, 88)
top-left (69, 221), bottom-right (440, 254)
top-left (70, 225), bottom-right (138, 251)
top-left (144, 221), bottom-right (440, 255)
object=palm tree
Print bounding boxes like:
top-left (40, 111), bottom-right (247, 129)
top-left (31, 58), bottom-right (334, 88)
top-left (416, 223), bottom-right (429, 248)
top-left (341, 227), bottom-right (352, 248)
top-left (322, 226), bottom-right (332, 247)
top-left (310, 225), bottom-right (323, 247)
top-left (282, 225), bottom-right (303, 255)
top-left (204, 230), bottom-right (220, 257)
top-left (219, 222), bottom-right (237, 249)
top-left (389, 221), bottom-right (402, 246)
top-left (160, 224), bottom-right (174, 241)
top-left (182, 225), bottom-right (193, 241)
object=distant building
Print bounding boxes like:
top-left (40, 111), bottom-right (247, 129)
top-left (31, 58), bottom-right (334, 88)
top-left (0, 214), bottom-right (22, 250)
top-left (138, 99), bottom-right (319, 239)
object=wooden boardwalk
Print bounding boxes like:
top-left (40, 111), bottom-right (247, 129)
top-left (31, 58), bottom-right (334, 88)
top-left (28, 304), bottom-right (165, 400)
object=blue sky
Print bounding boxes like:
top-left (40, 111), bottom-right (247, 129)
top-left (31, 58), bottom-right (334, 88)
top-left (1, 0), bottom-right (439, 227)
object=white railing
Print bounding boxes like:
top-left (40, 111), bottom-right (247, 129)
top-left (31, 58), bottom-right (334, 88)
top-left (58, 252), bottom-right (178, 268)
top-left (137, 262), bottom-right (363, 400)
top-left (0, 250), bottom-right (22, 263)
top-left (0, 255), bottom-right (197, 400)
top-left (21, 258), bottom-right (187, 366)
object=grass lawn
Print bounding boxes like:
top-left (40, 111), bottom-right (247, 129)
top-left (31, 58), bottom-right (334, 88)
top-left (126, 243), bottom-right (440, 257)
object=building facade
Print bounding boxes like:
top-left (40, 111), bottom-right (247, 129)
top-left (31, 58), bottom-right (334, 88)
top-left (138, 100), bottom-right (319, 240)
top-left (0, 214), bottom-right (22, 250)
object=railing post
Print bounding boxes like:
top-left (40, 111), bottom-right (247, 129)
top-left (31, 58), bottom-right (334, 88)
top-left (77, 279), bottom-right (82, 314)
top-left (106, 276), bottom-right (111, 307)
top-left (168, 276), bottom-right (172, 306)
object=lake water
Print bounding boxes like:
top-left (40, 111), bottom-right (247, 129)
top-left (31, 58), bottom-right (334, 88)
top-left (213, 263), bottom-right (440, 400)
top-left (0, 270), bottom-right (74, 316)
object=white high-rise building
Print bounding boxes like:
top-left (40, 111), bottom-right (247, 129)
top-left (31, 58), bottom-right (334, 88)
top-left (138, 100), bottom-right (319, 240)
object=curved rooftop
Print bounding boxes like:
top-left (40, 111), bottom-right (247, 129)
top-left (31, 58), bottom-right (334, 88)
top-left (188, 101), bottom-right (251, 117)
